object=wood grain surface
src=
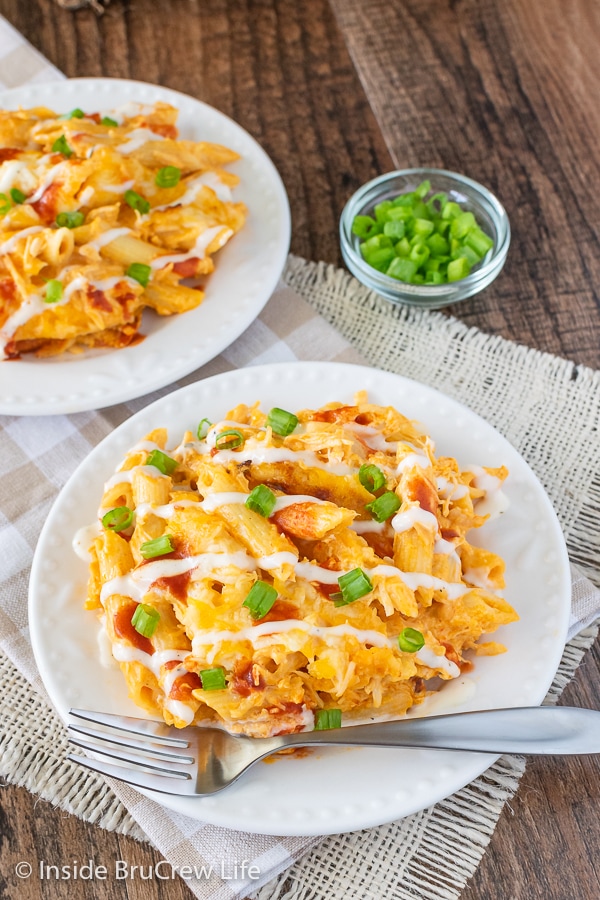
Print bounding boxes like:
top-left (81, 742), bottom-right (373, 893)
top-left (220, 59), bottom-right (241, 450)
top-left (0, 1), bottom-right (599, 899)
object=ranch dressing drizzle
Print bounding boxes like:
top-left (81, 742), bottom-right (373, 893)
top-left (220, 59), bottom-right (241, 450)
top-left (192, 620), bottom-right (460, 678)
top-left (467, 466), bottom-right (510, 519)
top-left (111, 644), bottom-right (194, 724)
top-left (390, 506), bottom-right (438, 533)
top-left (102, 465), bottom-right (170, 492)
top-left (436, 476), bottom-right (470, 500)
top-left (395, 452), bottom-right (431, 475)
top-left (116, 128), bottom-right (165, 155)
top-left (149, 225), bottom-right (231, 270)
top-left (85, 227), bottom-right (132, 252)
top-left (204, 444), bottom-right (355, 477)
top-left (152, 171), bottom-right (233, 211)
top-left (343, 422), bottom-right (398, 453)
top-left (27, 160), bottom-right (69, 203)
top-left (0, 225), bottom-right (45, 254)
top-left (73, 521), bottom-right (103, 561)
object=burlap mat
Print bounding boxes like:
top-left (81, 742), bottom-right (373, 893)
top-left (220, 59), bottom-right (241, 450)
top-left (2, 255), bottom-right (600, 900)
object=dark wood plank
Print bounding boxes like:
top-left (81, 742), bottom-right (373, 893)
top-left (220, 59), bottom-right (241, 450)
top-left (329, 0), bottom-right (600, 370)
top-left (0, 0), bottom-right (392, 265)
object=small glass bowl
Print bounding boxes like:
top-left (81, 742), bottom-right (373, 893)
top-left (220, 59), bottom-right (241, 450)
top-left (339, 168), bottom-right (510, 309)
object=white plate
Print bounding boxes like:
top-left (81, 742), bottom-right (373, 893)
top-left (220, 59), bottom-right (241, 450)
top-left (0, 78), bottom-right (290, 415)
top-left (29, 362), bottom-right (571, 835)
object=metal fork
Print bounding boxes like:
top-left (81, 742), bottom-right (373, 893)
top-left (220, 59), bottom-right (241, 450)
top-left (67, 706), bottom-right (600, 796)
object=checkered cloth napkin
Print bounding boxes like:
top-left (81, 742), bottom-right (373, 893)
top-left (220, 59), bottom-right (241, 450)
top-left (2, 14), bottom-right (600, 900)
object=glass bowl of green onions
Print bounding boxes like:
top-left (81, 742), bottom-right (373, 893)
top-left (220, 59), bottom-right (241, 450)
top-left (339, 168), bottom-right (510, 309)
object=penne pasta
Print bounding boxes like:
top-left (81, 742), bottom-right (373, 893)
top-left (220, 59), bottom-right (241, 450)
top-left (80, 393), bottom-right (518, 736)
top-left (0, 101), bottom-right (246, 358)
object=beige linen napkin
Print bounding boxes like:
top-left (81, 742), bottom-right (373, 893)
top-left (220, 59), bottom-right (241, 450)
top-left (2, 17), bottom-right (600, 900)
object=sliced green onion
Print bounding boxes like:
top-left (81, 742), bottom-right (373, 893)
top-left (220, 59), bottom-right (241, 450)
top-left (245, 485), bottom-right (276, 517)
top-left (366, 491), bottom-right (401, 523)
top-left (124, 189), bottom-right (151, 215)
top-left (447, 257), bottom-right (471, 282)
top-left (126, 262), bottom-right (152, 287)
top-left (0, 193), bottom-right (12, 215)
top-left (352, 184), bottom-right (494, 285)
top-left (44, 279), bottom-right (63, 304)
top-left (314, 708), bottom-right (342, 731)
top-left (101, 116), bottom-right (119, 127)
top-left (242, 580), bottom-right (278, 620)
top-left (398, 627), bottom-right (425, 653)
top-left (197, 418), bottom-right (212, 439)
top-left (266, 407), bottom-right (299, 436)
top-left (146, 448), bottom-right (178, 475)
top-left (214, 429), bottom-right (244, 450)
top-left (414, 179), bottom-right (431, 199)
top-left (56, 210), bottom-right (84, 229)
top-left (332, 567), bottom-right (373, 607)
top-left (199, 667), bottom-right (227, 691)
top-left (139, 534), bottom-right (174, 559)
top-left (358, 463), bottom-right (386, 493)
top-left (66, 108), bottom-right (85, 119)
top-left (101, 505), bottom-right (134, 532)
top-left (52, 135), bottom-right (73, 157)
top-left (131, 603), bottom-right (160, 638)
top-left (10, 187), bottom-right (26, 204)
top-left (351, 214), bottom-right (381, 239)
top-left (155, 166), bottom-right (181, 188)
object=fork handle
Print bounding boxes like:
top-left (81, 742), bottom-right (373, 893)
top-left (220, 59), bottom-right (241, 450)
top-left (275, 707), bottom-right (600, 755)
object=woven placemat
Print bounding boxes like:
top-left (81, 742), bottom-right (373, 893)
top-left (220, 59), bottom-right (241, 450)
top-left (2, 255), bottom-right (600, 900)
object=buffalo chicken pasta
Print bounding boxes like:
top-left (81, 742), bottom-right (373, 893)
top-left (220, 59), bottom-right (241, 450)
top-left (0, 101), bottom-right (245, 357)
top-left (79, 394), bottom-right (518, 737)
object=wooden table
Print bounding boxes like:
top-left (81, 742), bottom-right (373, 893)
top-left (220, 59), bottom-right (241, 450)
top-left (1, 1), bottom-right (600, 898)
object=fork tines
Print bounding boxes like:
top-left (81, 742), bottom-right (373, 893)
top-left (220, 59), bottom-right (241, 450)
top-left (67, 708), bottom-right (197, 795)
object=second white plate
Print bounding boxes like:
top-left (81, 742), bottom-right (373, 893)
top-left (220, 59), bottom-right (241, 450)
top-left (29, 362), bottom-right (571, 835)
top-left (0, 78), bottom-right (290, 415)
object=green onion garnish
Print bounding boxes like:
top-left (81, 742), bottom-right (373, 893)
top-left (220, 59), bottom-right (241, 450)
top-left (242, 580), bottom-right (278, 620)
top-left (131, 603), bottom-right (160, 638)
top-left (101, 506), bottom-right (134, 532)
top-left (146, 449), bottom-right (178, 476)
top-left (126, 262), bottom-right (152, 287)
top-left (397, 628), bottom-right (425, 653)
top-left (314, 708), bottom-right (342, 730)
top-left (214, 429), bottom-right (244, 451)
top-left (358, 463), bottom-right (386, 493)
top-left (266, 407), bottom-right (299, 436)
top-left (56, 211), bottom-right (84, 229)
top-left (199, 667), bottom-right (227, 691)
top-left (52, 135), bottom-right (73, 157)
top-left (0, 193), bottom-right (12, 215)
top-left (155, 166), bottom-right (181, 188)
top-left (139, 534), bottom-right (174, 559)
top-left (331, 567), bottom-right (373, 607)
top-left (44, 280), bottom-right (63, 304)
top-left (197, 418), bottom-right (212, 440)
top-left (124, 189), bottom-right (150, 215)
top-left (366, 491), bottom-right (401, 523)
top-left (10, 188), bottom-right (26, 204)
top-left (353, 180), bottom-right (494, 285)
top-left (65, 108), bottom-right (85, 119)
top-left (245, 485), bottom-right (276, 517)
top-left (101, 116), bottom-right (119, 127)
